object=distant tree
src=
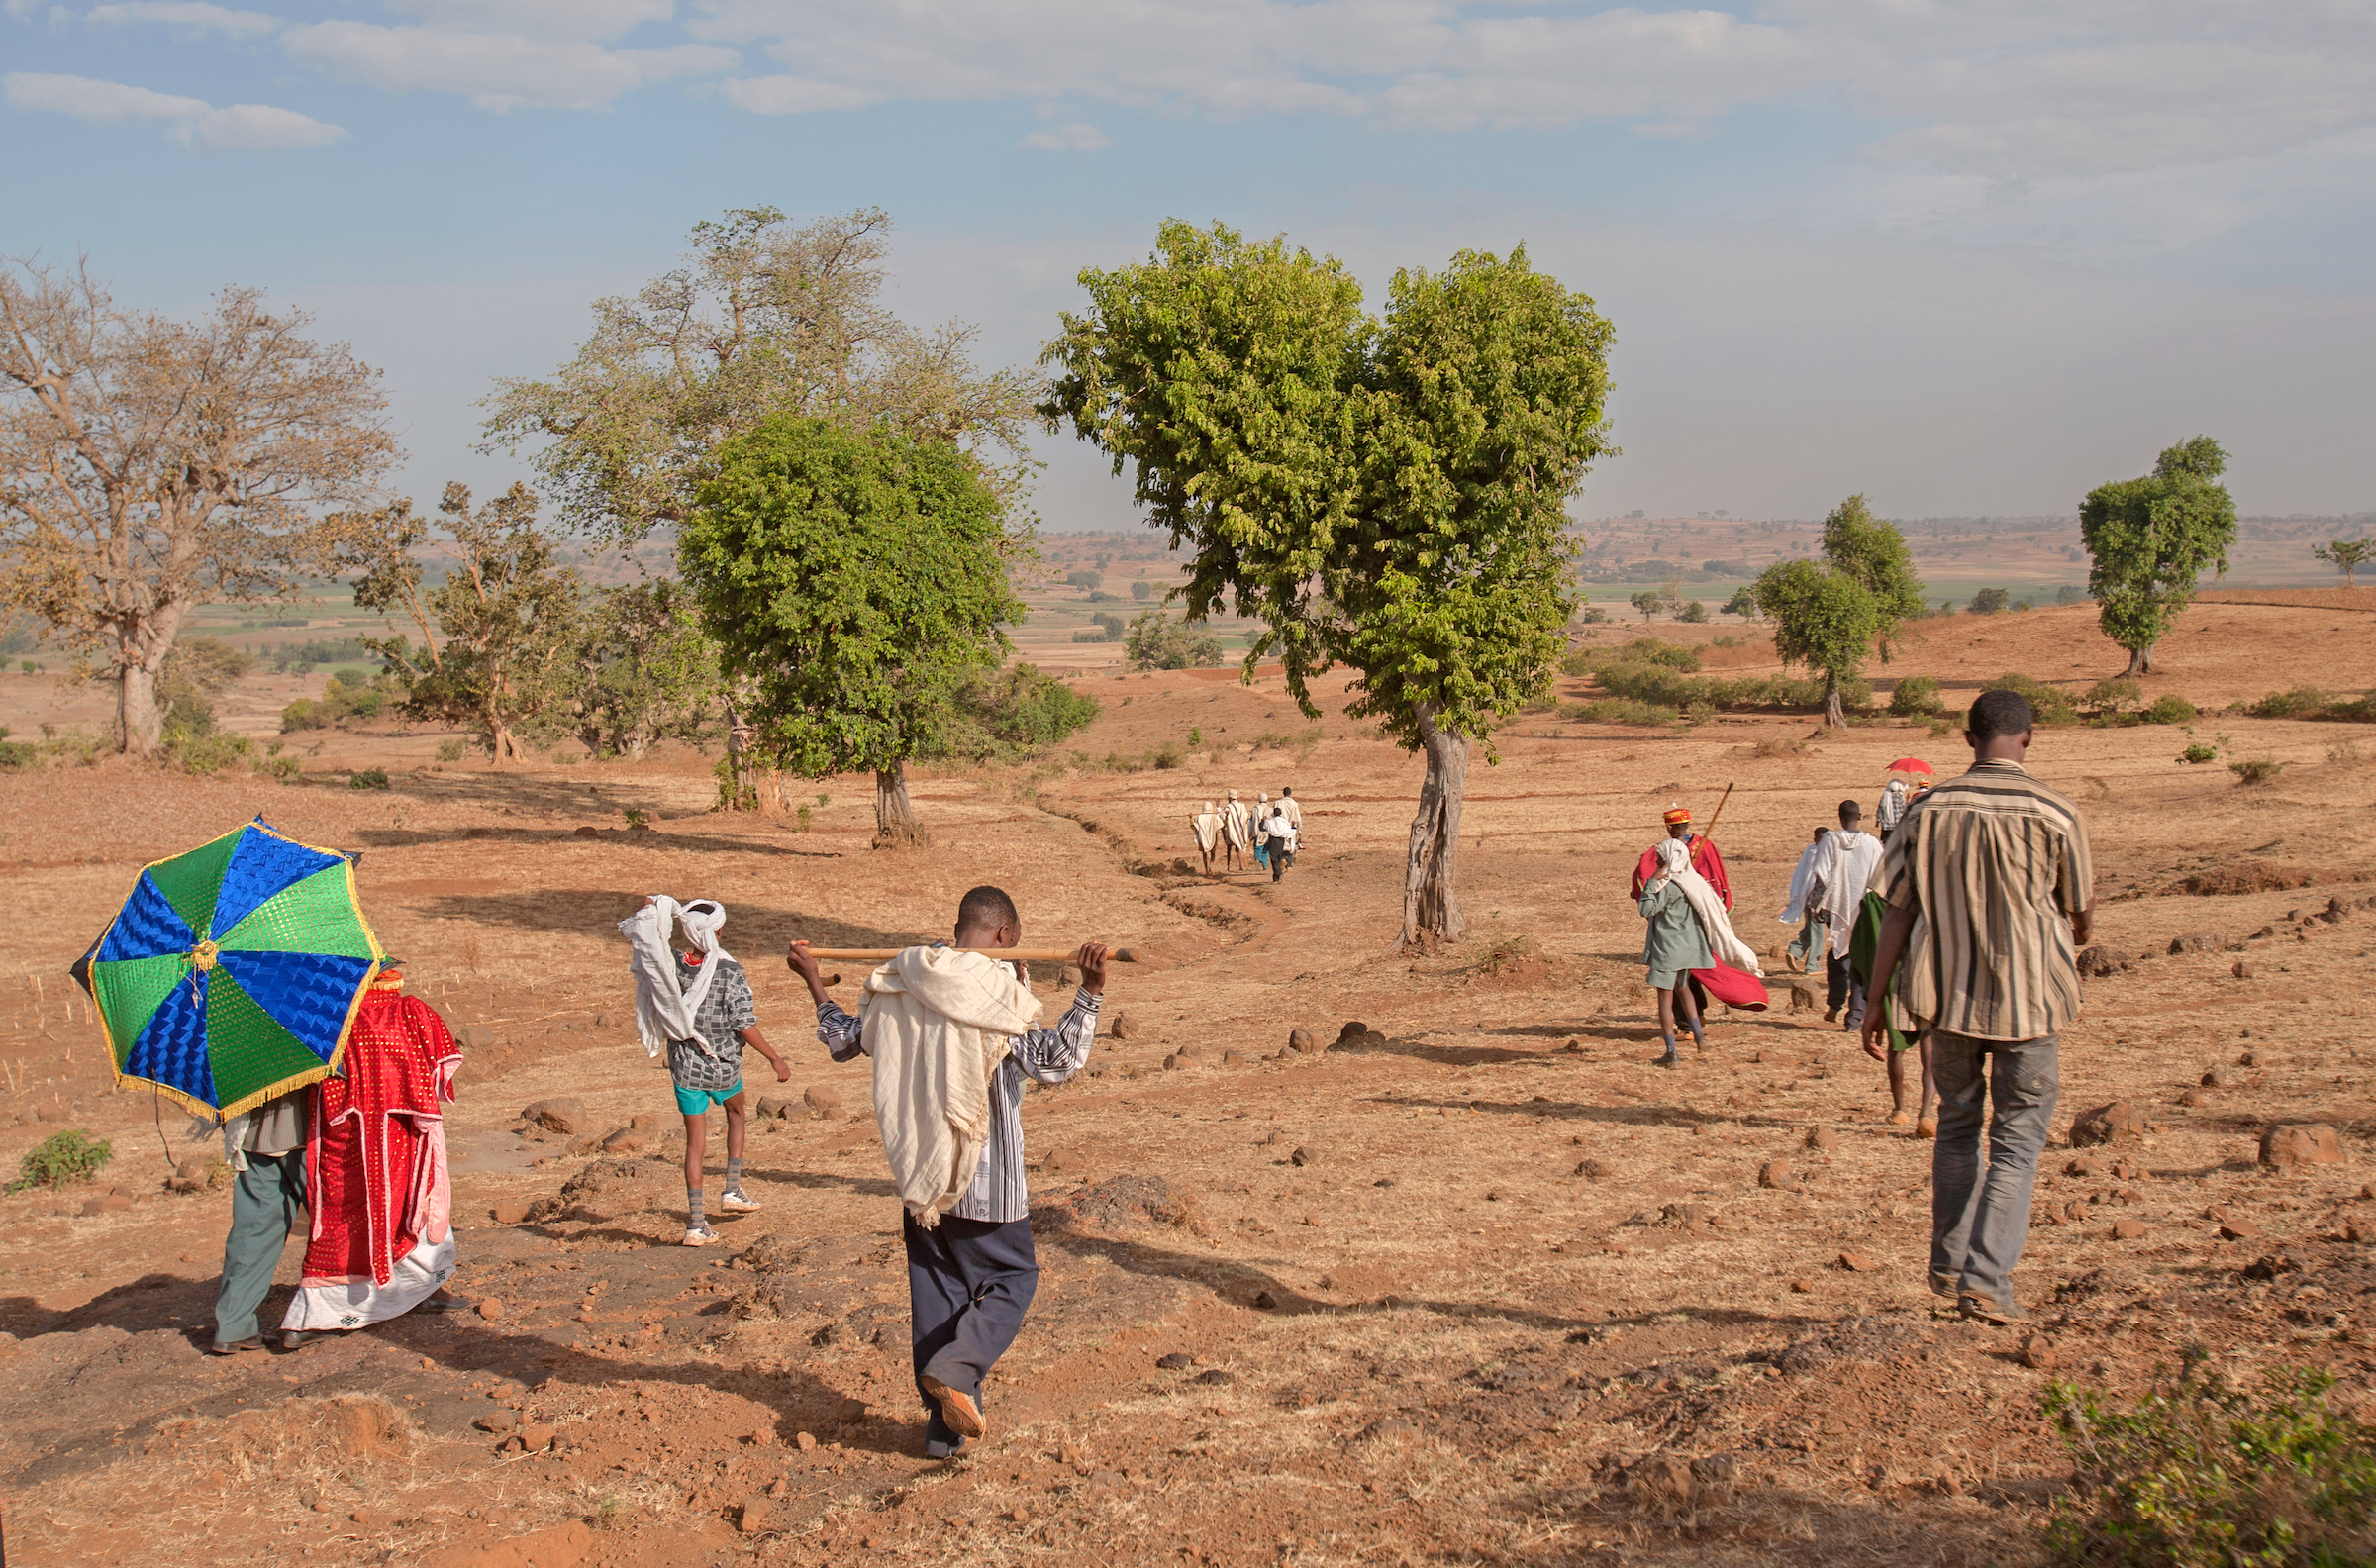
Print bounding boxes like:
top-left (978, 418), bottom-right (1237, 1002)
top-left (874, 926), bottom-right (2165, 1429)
top-left (679, 416), bottom-right (1021, 846)
top-left (1130, 578), bottom-right (1153, 601)
top-left (2312, 537), bottom-right (2374, 588)
top-left (1721, 586), bottom-right (1758, 618)
top-left (1751, 495), bottom-right (1924, 727)
top-left (1676, 599), bottom-right (1709, 624)
top-left (1043, 222), bottom-right (1612, 946)
top-left (2081, 436), bottom-right (2237, 674)
top-left (568, 579), bottom-right (720, 759)
top-left (0, 258), bottom-right (397, 754)
top-left (1064, 568), bottom-right (1103, 591)
top-left (341, 483), bottom-right (584, 763)
top-left (1121, 610), bottom-right (1223, 670)
top-left (1968, 587), bottom-right (2010, 615)
top-left (1629, 589), bottom-right (1666, 620)
top-left (482, 207), bottom-right (1037, 545)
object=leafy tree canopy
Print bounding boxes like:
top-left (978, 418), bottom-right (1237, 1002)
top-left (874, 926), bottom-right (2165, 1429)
top-left (679, 416), bottom-right (1022, 840)
top-left (1751, 494), bottom-right (1920, 726)
top-left (2081, 436), bottom-right (2237, 674)
top-left (483, 207), bottom-right (1039, 545)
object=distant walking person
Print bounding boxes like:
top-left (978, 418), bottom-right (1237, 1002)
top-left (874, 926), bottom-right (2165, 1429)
top-left (1262, 801), bottom-right (1298, 882)
top-left (1862, 689), bottom-right (2095, 1325)
top-left (1876, 775), bottom-right (1911, 837)
top-left (1777, 824), bottom-right (1828, 972)
top-left (1804, 801), bottom-right (1882, 1029)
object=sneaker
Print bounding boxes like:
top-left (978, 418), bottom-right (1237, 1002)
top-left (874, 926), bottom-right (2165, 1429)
top-left (919, 1374), bottom-right (986, 1439)
top-left (681, 1225), bottom-right (720, 1247)
top-left (717, 1188), bottom-right (760, 1215)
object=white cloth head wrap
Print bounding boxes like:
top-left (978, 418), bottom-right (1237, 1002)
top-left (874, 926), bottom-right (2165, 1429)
top-left (618, 896), bottom-right (735, 1058)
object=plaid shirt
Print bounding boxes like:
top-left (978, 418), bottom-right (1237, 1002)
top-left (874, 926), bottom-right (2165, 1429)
top-left (816, 981), bottom-right (1099, 1225)
top-left (666, 954), bottom-right (758, 1093)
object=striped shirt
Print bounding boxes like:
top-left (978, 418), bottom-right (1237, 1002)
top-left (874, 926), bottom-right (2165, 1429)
top-left (816, 984), bottom-right (1100, 1225)
top-left (1881, 759), bottom-right (2094, 1042)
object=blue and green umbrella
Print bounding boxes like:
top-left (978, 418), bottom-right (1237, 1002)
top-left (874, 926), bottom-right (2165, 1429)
top-left (84, 819), bottom-right (386, 1117)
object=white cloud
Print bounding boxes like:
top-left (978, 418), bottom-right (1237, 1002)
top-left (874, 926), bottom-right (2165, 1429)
top-left (181, 101), bottom-right (343, 149)
top-left (1020, 120), bottom-right (1108, 151)
top-left (389, 0), bottom-right (677, 45)
top-left (3, 69), bottom-right (341, 148)
top-left (284, 18), bottom-right (734, 111)
top-left (682, 2), bottom-right (2376, 185)
top-left (85, 2), bottom-right (279, 37)
top-left (4, 70), bottom-right (208, 120)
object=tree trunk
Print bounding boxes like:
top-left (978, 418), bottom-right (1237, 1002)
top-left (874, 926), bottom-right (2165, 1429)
top-left (720, 697), bottom-right (759, 810)
top-left (489, 721), bottom-right (521, 764)
top-left (874, 762), bottom-right (928, 847)
top-left (1823, 679), bottom-right (1845, 730)
top-left (1398, 706), bottom-right (1469, 949)
top-left (760, 768), bottom-right (787, 817)
top-left (117, 663), bottom-right (164, 756)
top-left (2125, 644), bottom-right (2154, 676)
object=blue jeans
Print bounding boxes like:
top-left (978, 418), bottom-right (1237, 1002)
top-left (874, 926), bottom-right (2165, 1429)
top-left (1930, 1031), bottom-right (2059, 1312)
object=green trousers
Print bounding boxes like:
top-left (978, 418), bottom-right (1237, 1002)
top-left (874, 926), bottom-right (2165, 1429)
top-left (214, 1149), bottom-right (307, 1347)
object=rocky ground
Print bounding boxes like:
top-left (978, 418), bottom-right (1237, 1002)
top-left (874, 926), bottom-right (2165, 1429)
top-left (2, 593), bottom-right (2374, 1566)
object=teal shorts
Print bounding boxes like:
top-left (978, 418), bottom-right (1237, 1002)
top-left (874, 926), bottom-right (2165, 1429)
top-left (673, 1079), bottom-right (743, 1116)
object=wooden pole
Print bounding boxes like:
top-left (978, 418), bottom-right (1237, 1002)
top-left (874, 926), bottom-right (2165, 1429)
top-left (794, 947), bottom-right (1138, 964)
top-left (1698, 783), bottom-right (1736, 843)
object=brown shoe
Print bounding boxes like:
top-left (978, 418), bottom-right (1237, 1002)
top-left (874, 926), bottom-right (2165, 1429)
top-left (1823, 1006), bottom-right (1839, 1024)
top-left (1916, 1116), bottom-right (1938, 1139)
top-left (1928, 1270), bottom-right (1961, 1299)
top-left (919, 1375), bottom-right (985, 1439)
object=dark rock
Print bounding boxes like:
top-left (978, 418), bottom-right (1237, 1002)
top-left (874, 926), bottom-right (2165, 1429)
top-left (1222, 1049), bottom-right (1245, 1066)
top-left (1251, 1291), bottom-right (1278, 1310)
top-left (2231, 960), bottom-right (2255, 979)
top-left (1155, 1353), bottom-right (1193, 1371)
top-left (1290, 1146), bottom-right (1319, 1167)
top-left (1574, 1158), bottom-right (1611, 1179)
top-left (2076, 944), bottom-right (2131, 978)
top-left (2201, 1069), bottom-right (2224, 1088)
top-left (1108, 1012), bottom-right (1135, 1040)
top-left (2167, 931), bottom-right (2225, 955)
top-left (1288, 1028), bottom-right (1322, 1054)
top-left (1193, 1368), bottom-right (1235, 1386)
top-left (803, 1085), bottom-right (842, 1119)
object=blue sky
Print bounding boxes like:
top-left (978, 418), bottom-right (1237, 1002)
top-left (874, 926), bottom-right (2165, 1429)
top-left (5, 0), bottom-right (2373, 531)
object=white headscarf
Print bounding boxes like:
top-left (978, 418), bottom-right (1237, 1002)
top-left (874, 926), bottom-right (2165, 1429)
top-left (1652, 839), bottom-right (1763, 974)
top-left (618, 896), bottom-right (735, 1058)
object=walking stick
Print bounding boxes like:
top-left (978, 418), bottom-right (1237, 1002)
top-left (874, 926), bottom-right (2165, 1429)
top-left (1698, 782), bottom-right (1735, 844)
top-left (794, 947), bottom-right (1138, 964)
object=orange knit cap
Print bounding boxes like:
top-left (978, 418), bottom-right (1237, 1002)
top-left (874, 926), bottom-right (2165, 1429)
top-left (1661, 805), bottom-right (1691, 825)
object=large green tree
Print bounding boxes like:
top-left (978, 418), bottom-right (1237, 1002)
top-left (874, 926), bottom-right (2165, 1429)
top-left (2080, 436), bottom-right (2237, 674)
top-left (1041, 222), bottom-right (1614, 946)
top-left (679, 416), bottom-right (1022, 845)
top-left (1751, 494), bottom-right (1925, 727)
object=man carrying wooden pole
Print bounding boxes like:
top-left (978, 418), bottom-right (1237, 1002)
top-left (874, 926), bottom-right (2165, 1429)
top-left (785, 887), bottom-right (1112, 1460)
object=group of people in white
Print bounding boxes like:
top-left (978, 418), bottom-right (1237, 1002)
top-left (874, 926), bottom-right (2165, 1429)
top-left (1190, 788), bottom-right (1304, 881)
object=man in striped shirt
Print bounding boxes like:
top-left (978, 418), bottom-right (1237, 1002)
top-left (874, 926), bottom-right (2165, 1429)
top-left (786, 888), bottom-right (1108, 1458)
top-left (1861, 689), bottom-right (2095, 1326)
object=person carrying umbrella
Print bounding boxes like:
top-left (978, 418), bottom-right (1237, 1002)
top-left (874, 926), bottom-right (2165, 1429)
top-left (76, 820), bottom-right (400, 1354)
top-left (1877, 757), bottom-right (1932, 837)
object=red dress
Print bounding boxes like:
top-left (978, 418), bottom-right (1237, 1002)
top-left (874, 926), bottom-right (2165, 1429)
top-left (1631, 835), bottom-right (1732, 910)
top-left (300, 978), bottom-right (460, 1288)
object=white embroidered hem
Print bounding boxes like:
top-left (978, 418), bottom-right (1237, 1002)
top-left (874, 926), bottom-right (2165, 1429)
top-left (279, 1232), bottom-right (458, 1331)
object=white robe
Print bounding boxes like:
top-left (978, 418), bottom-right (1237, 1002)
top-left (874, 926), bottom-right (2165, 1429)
top-left (1806, 830), bottom-right (1884, 959)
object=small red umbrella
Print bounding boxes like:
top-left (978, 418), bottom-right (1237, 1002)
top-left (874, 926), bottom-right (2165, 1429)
top-left (1886, 757), bottom-right (1934, 775)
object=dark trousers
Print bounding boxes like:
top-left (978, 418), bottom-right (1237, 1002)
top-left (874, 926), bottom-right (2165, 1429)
top-left (215, 1149), bottom-right (307, 1346)
top-left (1270, 848), bottom-right (1293, 882)
top-left (903, 1212), bottom-right (1038, 1422)
top-left (1825, 949), bottom-right (1866, 1029)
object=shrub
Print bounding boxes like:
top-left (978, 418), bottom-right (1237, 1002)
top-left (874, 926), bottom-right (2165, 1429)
top-left (10, 1128), bottom-right (112, 1192)
top-left (1123, 611), bottom-right (1224, 671)
top-left (1721, 586), bottom-right (1758, 618)
top-left (2143, 694), bottom-right (2198, 726)
top-left (2230, 758), bottom-right (2285, 786)
top-left (435, 738), bottom-right (469, 762)
top-left (2084, 677), bottom-right (2144, 718)
top-left (1991, 673), bottom-right (2078, 726)
top-left (2180, 740), bottom-right (2219, 764)
top-left (1889, 676), bottom-right (1944, 717)
top-left (1968, 587), bottom-right (2010, 615)
top-left (2250, 687), bottom-right (2333, 720)
top-left (2044, 1361), bottom-right (2376, 1568)
top-left (348, 767), bottom-right (391, 790)
top-left (1676, 599), bottom-right (1709, 624)
top-left (1187, 727), bottom-right (1202, 746)
top-left (159, 729), bottom-right (255, 777)
top-left (1566, 697), bottom-right (1680, 727)
top-left (945, 664), bottom-right (1102, 757)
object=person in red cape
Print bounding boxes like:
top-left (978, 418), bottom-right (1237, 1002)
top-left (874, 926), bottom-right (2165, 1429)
top-left (280, 960), bottom-right (469, 1348)
top-left (1629, 804), bottom-right (1765, 1026)
top-left (1631, 804), bottom-right (1732, 911)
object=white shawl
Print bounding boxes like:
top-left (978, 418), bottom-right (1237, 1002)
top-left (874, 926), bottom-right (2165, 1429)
top-left (1192, 801), bottom-right (1222, 854)
top-left (1779, 840), bottom-right (1824, 925)
top-left (618, 897), bottom-right (733, 1059)
top-left (1222, 792), bottom-right (1250, 850)
top-left (1653, 839), bottom-right (1763, 975)
top-left (860, 947), bottom-right (1042, 1227)
top-left (1807, 830), bottom-right (1883, 959)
